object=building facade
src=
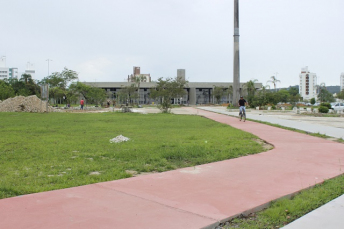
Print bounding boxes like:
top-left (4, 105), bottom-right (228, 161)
top-left (86, 68), bottom-right (262, 105)
top-left (9, 68), bottom-right (20, 79)
top-left (0, 56), bottom-right (24, 80)
top-left (340, 73), bottom-right (344, 92)
top-left (25, 62), bottom-right (35, 79)
top-left (0, 67), bottom-right (9, 80)
top-left (127, 66), bottom-right (151, 82)
top-left (0, 56), bottom-right (9, 80)
top-left (299, 66), bottom-right (317, 101)
top-left (85, 81), bottom-right (260, 106)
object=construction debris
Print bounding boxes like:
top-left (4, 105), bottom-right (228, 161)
top-left (0, 95), bottom-right (55, 113)
top-left (110, 135), bottom-right (130, 143)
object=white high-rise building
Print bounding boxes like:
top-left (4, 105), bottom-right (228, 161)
top-left (299, 66), bottom-right (317, 101)
top-left (0, 56), bottom-right (21, 80)
top-left (9, 68), bottom-right (20, 79)
top-left (0, 56), bottom-right (9, 80)
top-left (25, 62), bottom-right (35, 79)
top-left (340, 73), bottom-right (344, 92)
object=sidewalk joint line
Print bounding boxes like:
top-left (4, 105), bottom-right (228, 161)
top-left (93, 183), bottom-right (219, 222)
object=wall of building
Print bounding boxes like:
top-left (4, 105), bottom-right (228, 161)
top-left (85, 81), bottom-right (261, 105)
top-left (0, 67), bottom-right (9, 80)
top-left (9, 68), bottom-right (19, 79)
top-left (340, 73), bottom-right (344, 92)
top-left (128, 66), bottom-right (151, 82)
top-left (299, 66), bottom-right (317, 101)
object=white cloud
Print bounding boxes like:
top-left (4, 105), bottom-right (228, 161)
top-left (76, 58), bottom-right (113, 82)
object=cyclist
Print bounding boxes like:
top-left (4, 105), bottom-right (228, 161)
top-left (238, 96), bottom-right (248, 121)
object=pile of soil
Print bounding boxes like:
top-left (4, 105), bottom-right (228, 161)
top-left (0, 95), bottom-right (55, 113)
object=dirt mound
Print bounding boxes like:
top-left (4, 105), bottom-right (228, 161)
top-left (0, 95), bottom-right (55, 113)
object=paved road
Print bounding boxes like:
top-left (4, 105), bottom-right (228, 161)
top-left (198, 106), bottom-right (344, 139)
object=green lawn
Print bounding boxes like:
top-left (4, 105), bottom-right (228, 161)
top-left (223, 174), bottom-right (344, 228)
top-left (0, 112), bottom-right (264, 199)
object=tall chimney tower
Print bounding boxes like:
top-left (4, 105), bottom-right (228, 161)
top-left (233, 0), bottom-right (240, 105)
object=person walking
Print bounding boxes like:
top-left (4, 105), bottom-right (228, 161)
top-left (80, 99), bottom-right (84, 110)
top-left (238, 96), bottom-right (248, 121)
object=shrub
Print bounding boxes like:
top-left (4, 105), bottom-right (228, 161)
top-left (320, 102), bottom-right (331, 109)
top-left (318, 106), bottom-right (329, 113)
top-left (310, 98), bottom-right (316, 105)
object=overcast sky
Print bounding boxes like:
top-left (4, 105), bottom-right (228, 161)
top-left (1, 0), bottom-right (344, 88)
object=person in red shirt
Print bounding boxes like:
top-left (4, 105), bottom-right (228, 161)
top-left (80, 99), bottom-right (84, 110)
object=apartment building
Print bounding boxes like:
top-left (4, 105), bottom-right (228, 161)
top-left (299, 66), bottom-right (317, 100)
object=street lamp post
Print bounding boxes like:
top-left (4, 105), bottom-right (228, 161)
top-left (46, 59), bottom-right (52, 76)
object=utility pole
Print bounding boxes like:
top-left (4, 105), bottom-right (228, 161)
top-left (233, 0), bottom-right (240, 106)
top-left (46, 59), bottom-right (52, 76)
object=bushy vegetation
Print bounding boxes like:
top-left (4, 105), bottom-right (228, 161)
top-left (150, 76), bottom-right (188, 113)
top-left (310, 97), bottom-right (316, 105)
top-left (0, 112), bottom-right (265, 199)
top-left (320, 102), bottom-right (331, 109)
top-left (318, 84), bottom-right (335, 102)
top-left (318, 106), bottom-right (329, 113)
top-left (248, 87), bottom-right (301, 108)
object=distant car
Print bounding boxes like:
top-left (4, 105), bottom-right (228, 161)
top-left (305, 103), bottom-right (312, 106)
top-left (331, 102), bottom-right (344, 111)
top-left (313, 102), bottom-right (320, 106)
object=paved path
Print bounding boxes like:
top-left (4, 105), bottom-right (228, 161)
top-left (0, 107), bottom-right (343, 229)
top-left (199, 106), bottom-right (344, 139)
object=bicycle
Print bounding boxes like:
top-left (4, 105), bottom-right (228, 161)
top-left (239, 108), bottom-right (246, 122)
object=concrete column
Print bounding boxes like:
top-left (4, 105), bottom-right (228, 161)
top-left (233, 0), bottom-right (240, 106)
top-left (189, 88), bottom-right (196, 105)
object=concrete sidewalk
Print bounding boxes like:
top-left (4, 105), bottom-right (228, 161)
top-left (283, 194), bottom-right (344, 229)
top-left (199, 106), bottom-right (344, 139)
top-left (0, 107), bottom-right (343, 229)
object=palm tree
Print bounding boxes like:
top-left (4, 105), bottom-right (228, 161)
top-left (267, 76), bottom-right (281, 91)
top-left (20, 73), bottom-right (32, 85)
top-left (228, 85), bottom-right (233, 105)
top-left (243, 79), bottom-right (258, 98)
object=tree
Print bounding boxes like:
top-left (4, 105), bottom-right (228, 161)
top-left (69, 82), bottom-right (107, 106)
top-left (39, 68), bottom-right (78, 104)
top-left (267, 76), bottom-right (281, 91)
top-left (250, 85), bottom-right (271, 108)
top-left (243, 79), bottom-right (258, 104)
top-left (276, 89), bottom-right (289, 103)
top-left (310, 98), bottom-right (316, 105)
top-left (213, 86), bottom-right (226, 104)
top-left (20, 73), bottom-right (32, 85)
top-left (40, 68), bottom-right (78, 89)
top-left (0, 80), bottom-right (15, 100)
top-left (318, 83), bottom-right (335, 102)
top-left (133, 75), bottom-right (147, 104)
top-left (228, 85), bottom-right (233, 104)
top-left (150, 77), bottom-right (187, 113)
top-left (18, 74), bottom-right (40, 96)
top-left (49, 87), bottom-right (65, 104)
top-left (288, 87), bottom-right (299, 96)
top-left (69, 82), bottom-right (92, 103)
top-left (336, 89), bottom-right (344, 100)
top-left (118, 84), bottom-right (139, 105)
top-left (88, 87), bottom-right (107, 105)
